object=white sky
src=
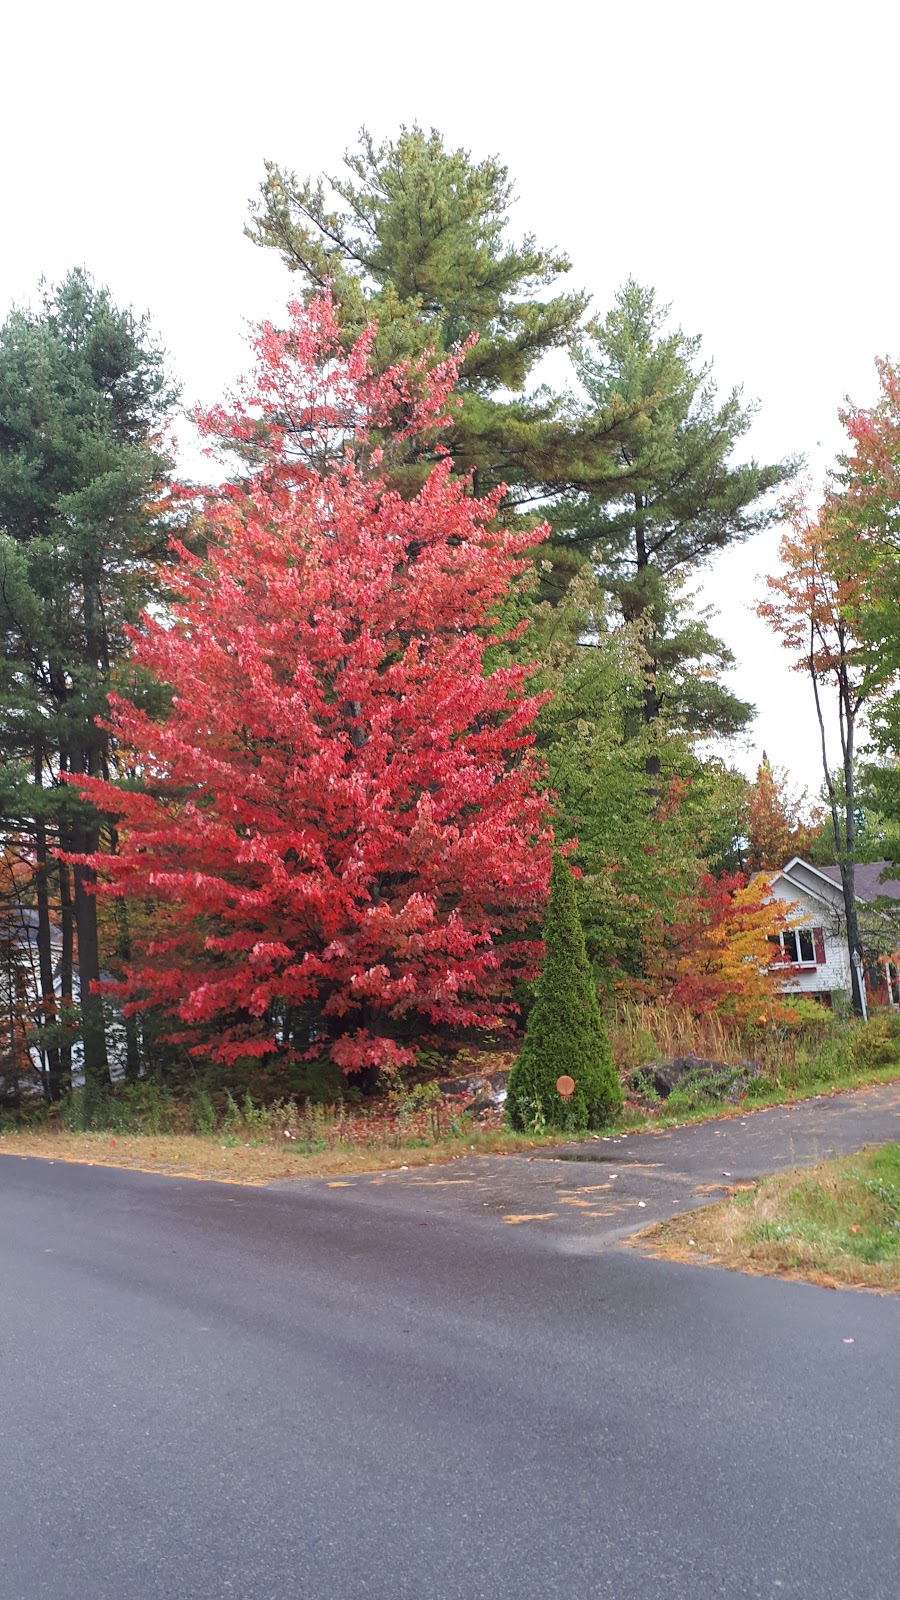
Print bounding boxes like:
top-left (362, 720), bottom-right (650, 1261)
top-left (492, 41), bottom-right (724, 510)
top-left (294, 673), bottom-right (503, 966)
top-left (3, 0), bottom-right (898, 794)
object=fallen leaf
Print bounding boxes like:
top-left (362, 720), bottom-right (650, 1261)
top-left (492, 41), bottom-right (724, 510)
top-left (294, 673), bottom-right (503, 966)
top-left (503, 1213), bottom-right (557, 1224)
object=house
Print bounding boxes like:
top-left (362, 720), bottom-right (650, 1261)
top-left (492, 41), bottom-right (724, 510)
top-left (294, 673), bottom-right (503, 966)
top-left (0, 902), bottom-right (123, 1088)
top-left (767, 857), bottom-right (900, 1014)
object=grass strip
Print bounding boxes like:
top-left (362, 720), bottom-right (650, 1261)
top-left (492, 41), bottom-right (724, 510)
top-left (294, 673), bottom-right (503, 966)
top-left (639, 1141), bottom-right (900, 1293)
top-left (0, 1126), bottom-right (555, 1185)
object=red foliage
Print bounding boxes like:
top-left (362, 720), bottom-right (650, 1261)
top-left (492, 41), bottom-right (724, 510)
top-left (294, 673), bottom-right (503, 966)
top-left (839, 357), bottom-right (900, 534)
top-left (73, 296), bottom-right (553, 1073)
top-left (649, 871), bottom-right (793, 1022)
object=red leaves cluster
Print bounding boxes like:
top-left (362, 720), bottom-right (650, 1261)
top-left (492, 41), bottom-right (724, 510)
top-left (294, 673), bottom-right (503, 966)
top-left (648, 871), bottom-right (794, 1023)
top-left (75, 296), bottom-right (553, 1073)
top-left (839, 357), bottom-right (900, 535)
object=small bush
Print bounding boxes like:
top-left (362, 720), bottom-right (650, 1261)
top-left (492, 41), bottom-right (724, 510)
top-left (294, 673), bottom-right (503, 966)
top-left (59, 1080), bottom-right (179, 1135)
top-left (192, 1088), bottom-right (217, 1136)
top-left (851, 1012), bottom-right (900, 1070)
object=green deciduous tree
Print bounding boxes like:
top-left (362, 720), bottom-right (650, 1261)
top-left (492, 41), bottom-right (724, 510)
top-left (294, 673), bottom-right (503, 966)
top-left (758, 494), bottom-right (892, 1016)
top-left (506, 852), bottom-right (623, 1131)
top-left (831, 359), bottom-right (900, 860)
top-left (523, 572), bottom-right (747, 986)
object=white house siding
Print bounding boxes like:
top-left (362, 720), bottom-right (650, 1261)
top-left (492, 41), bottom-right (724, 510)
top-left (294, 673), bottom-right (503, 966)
top-left (767, 877), bottom-right (852, 998)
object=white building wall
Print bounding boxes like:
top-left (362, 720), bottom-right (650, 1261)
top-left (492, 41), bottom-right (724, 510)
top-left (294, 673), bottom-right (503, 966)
top-left (768, 879), bottom-right (852, 998)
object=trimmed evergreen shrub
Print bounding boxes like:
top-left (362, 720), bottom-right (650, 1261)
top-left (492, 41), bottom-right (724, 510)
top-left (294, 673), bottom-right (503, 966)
top-left (507, 853), bottom-right (624, 1131)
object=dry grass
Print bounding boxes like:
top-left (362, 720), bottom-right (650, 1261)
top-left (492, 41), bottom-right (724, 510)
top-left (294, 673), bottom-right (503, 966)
top-left (639, 1142), bottom-right (900, 1292)
top-left (609, 997), bottom-right (839, 1078)
top-left (0, 1126), bottom-right (547, 1186)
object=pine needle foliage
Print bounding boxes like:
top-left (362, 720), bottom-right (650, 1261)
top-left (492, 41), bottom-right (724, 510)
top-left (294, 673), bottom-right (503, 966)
top-left (507, 854), bottom-right (623, 1131)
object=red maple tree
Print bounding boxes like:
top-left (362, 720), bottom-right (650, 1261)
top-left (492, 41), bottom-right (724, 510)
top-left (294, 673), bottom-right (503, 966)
top-left (73, 296), bottom-right (553, 1074)
top-left (647, 870), bottom-right (794, 1023)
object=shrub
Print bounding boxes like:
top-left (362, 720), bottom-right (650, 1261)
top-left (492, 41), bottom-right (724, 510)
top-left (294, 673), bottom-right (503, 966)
top-left (192, 1088), bottom-right (217, 1136)
top-left (507, 855), bottom-right (623, 1131)
top-left (851, 1012), bottom-right (900, 1070)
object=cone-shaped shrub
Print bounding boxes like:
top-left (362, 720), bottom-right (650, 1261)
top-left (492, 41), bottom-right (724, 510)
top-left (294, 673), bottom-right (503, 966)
top-left (506, 854), bottom-right (623, 1131)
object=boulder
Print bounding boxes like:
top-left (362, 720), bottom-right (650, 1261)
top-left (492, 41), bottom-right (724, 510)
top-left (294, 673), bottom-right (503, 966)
top-left (639, 1057), bottom-right (757, 1102)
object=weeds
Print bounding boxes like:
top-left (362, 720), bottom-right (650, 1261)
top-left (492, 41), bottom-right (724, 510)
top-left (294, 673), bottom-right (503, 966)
top-left (2, 1005), bottom-right (899, 1149)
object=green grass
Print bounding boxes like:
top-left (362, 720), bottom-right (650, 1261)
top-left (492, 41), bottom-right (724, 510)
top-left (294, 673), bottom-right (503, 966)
top-left (643, 1142), bottom-right (900, 1291)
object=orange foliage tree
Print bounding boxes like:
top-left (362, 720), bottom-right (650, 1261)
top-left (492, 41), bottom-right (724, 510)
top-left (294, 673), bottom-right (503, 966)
top-left (745, 755), bottom-right (824, 872)
top-left (649, 870), bottom-right (794, 1024)
top-left (758, 493), bottom-right (892, 1015)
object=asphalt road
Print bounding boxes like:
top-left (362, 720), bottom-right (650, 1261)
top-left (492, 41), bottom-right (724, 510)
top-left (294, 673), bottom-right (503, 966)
top-left (2, 1100), bottom-right (899, 1600)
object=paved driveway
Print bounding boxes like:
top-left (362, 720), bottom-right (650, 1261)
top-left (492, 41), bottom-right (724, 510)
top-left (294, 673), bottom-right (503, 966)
top-left (279, 1079), bottom-right (900, 1243)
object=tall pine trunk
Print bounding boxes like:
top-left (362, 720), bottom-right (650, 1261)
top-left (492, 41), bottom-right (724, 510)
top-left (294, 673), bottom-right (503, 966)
top-left (72, 570), bottom-right (112, 1090)
top-left (109, 824), bottom-right (141, 1083)
top-left (58, 856), bottom-right (75, 1089)
top-left (632, 495), bottom-right (661, 780)
top-left (32, 745), bottom-right (63, 1102)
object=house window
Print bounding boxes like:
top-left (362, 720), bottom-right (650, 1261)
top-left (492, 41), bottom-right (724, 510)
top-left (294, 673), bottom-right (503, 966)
top-left (771, 928), bottom-right (817, 966)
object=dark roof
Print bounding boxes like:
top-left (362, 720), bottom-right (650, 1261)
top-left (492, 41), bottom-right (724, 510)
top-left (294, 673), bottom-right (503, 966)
top-left (814, 861), bottom-right (900, 903)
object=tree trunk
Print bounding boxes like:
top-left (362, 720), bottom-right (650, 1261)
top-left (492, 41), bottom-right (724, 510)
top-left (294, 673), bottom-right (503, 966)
top-left (71, 569), bottom-right (113, 1090)
top-left (838, 861), bottom-right (866, 1018)
top-left (111, 853), bottom-right (141, 1084)
top-left (72, 851), bottom-right (111, 1089)
top-left (813, 650), bottom-right (865, 1018)
top-left (633, 496), bottom-right (661, 779)
top-left (58, 857), bottom-right (74, 1089)
top-left (32, 746), bottom-right (62, 1102)
top-left (840, 705), bottom-right (866, 1018)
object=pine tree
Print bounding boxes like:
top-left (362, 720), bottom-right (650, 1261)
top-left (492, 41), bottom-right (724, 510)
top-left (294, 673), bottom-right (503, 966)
top-left (558, 279), bottom-right (798, 746)
top-left (0, 270), bottom-right (177, 1093)
top-left (507, 853), bottom-right (623, 1131)
top-left (247, 125), bottom-right (629, 508)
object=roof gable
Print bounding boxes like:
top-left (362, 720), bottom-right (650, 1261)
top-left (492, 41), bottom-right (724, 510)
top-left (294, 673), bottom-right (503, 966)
top-left (777, 859), bottom-right (846, 907)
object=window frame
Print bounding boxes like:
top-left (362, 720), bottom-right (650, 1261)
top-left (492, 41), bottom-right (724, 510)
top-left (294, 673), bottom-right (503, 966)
top-left (770, 927), bottom-right (818, 969)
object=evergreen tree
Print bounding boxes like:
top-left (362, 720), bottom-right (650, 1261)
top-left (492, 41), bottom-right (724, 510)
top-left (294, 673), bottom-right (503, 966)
top-left (558, 279), bottom-right (798, 744)
top-left (0, 270), bottom-right (177, 1093)
top-left (507, 853), bottom-right (623, 1131)
top-left (247, 125), bottom-right (631, 507)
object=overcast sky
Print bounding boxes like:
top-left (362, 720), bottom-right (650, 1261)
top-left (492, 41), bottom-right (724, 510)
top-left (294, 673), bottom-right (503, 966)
top-left (3, 0), bottom-right (898, 794)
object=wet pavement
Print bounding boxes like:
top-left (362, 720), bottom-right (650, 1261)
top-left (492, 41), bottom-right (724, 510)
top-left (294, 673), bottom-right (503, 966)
top-left (273, 1079), bottom-right (900, 1245)
top-left (2, 1081), bottom-right (899, 1600)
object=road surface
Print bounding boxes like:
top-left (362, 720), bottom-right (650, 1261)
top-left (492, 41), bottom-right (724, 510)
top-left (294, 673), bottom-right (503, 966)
top-left (2, 1091), bottom-right (898, 1599)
